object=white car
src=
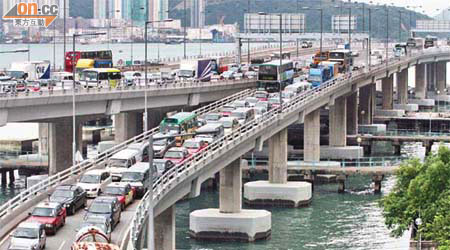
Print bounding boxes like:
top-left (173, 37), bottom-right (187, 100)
top-left (77, 169), bottom-right (112, 198)
top-left (9, 222), bottom-right (46, 250)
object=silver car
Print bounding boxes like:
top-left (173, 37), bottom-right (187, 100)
top-left (9, 222), bottom-right (46, 250)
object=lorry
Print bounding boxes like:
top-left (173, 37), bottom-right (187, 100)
top-left (407, 37), bottom-right (425, 49)
top-left (178, 59), bottom-right (213, 81)
top-left (312, 50), bottom-right (329, 65)
top-left (308, 66), bottom-right (332, 88)
top-left (7, 61), bottom-right (51, 81)
top-left (320, 61), bottom-right (339, 78)
top-left (394, 43), bottom-right (407, 57)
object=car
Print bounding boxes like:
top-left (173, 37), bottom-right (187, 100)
top-left (244, 70), bottom-right (258, 79)
top-left (218, 117), bottom-right (240, 135)
top-left (77, 169), bottom-right (112, 198)
top-left (121, 162), bottom-right (153, 198)
top-left (254, 106), bottom-right (267, 119)
top-left (49, 185), bottom-right (87, 215)
top-left (28, 202), bottom-right (66, 235)
top-left (123, 71), bottom-right (142, 86)
top-left (153, 133), bottom-right (176, 158)
top-left (182, 139), bottom-right (207, 155)
top-left (126, 142), bottom-right (150, 162)
top-left (85, 196), bottom-right (121, 231)
top-left (234, 72), bottom-right (244, 79)
top-left (195, 123), bottom-right (225, 144)
top-left (78, 215), bottom-right (112, 242)
top-left (102, 183), bottom-right (135, 210)
top-left (244, 97), bottom-right (259, 107)
top-left (301, 41), bottom-right (309, 48)
top-left (268, 97), bottom-right (282, 109)
top-left (221, 70), bottom-right (235, 80)
top-left (163, 147), bottom-right (190, 165)
top-left (154, 159), bottom-right (175, 176)
top-left (220, 105), bottom-right (235, 117)
top-left (202, 112), bottom-right (223, 124)
top-left (8, 222), bottom-right (46, 250)
top-left (255, 101), bottom-right (270, 111)
top-left (232, 100), bottom-right (250, 108)
top-left (254, 90), bottom-right (269, 101)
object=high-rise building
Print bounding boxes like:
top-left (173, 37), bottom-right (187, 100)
top-left (147, 0), bottom-right (169, 26)
top-left (190, 0), bottom-right (205, 28)
top-left (93, 0), bottom-right (108, 19)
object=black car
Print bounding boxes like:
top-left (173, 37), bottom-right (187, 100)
top-left (154, 159), bottom-right (175, 176)
top-left (85, 196), bottom-right (121, 230)
top-left (50, 185), bottom-right (87, 215)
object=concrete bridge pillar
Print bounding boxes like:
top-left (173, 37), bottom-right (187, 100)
top-left (415, 64), bottom-right (427, 99)
top-left (337, 174), bottom-right (347, 193)
top-left (372, 174), bottom-right (384, 194)
top-left (155, 205), bottom-right (175, 250)
top-left (8, 170), bottom-right (15, 185)
top-left (427, 63), bottom-right (436, 91)
top-left (397, 69), bottom-right (408, 105)
top-left (38, 123), bottom-right (49, 155)
top-left (48, 119), bottom-right (82, 175)
top-left (145, 109), bottom-right (166, 131)
top-left (191, 159), bottom-right (272, 242)
top-left (436, 62), bottom-right (447, 93)
top-left (329, 97), bottom-right (347, 147)
top-left (359, 84), bottom-right (375, 125)
top-left (346, 92), bottom-right (358, 135)
top-left (268, 129), bottom-right (287, 184)
top-left (0, 170), bottom-right (6, 187)
top-left (382, 75), bottom-right (394, 109)
top-left (304, 109), bottom-right (320, 162)
top-left (114, 112), bottom-right (143, 143)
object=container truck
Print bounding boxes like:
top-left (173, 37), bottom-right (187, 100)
top-left (308, 66), bottom-right (332, 88)
top-left (7, 61), bottom-right (51, 81)
top-left (178, 59), bottom-right (213, 81)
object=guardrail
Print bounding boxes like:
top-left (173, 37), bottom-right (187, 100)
top-left (127, 47), bottom-right (450, 249)
top-left (0, 88), bottom-right (255, 225)
top-left (0, 78), bottom-right (256, 100)
top-left (358, 129), bottom-right (450, 137)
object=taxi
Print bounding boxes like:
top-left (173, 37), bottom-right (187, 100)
top-left (28, 202), bottom-right (66, 235)
top-left (101, 183), bottom-right (134, 210)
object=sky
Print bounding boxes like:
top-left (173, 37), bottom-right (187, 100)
top-left (355, 0), bottom-right (449, 17)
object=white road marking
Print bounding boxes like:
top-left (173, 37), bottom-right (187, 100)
top-left (57, 240), bottom-right (66, 250)
top-left (0, 236), bottom-right (10, 249)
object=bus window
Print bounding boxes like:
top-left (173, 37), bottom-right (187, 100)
top-left (98, 73), bottom-right (108, 81)
top-left (110, 72), bottom-right (121, 80)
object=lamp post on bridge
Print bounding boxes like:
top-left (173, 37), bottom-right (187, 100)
top-left (71, 32), bottom-right (106, 168)
top-left (302, 7), bottom-right (323, 64)
top-left (130, 6), bottom-right (145, 65)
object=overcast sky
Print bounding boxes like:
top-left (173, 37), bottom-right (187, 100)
top-left (355, 0), bottom-right (449, 17)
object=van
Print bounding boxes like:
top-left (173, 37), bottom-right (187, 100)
top-left (195, 123), bottom-right (225, 144)
top-left (230, 108), bottom-right (255, 125)
top-left (77, 169), bottom-right (112, 198)
top-left (106, 149), bottom-right (140, 181)
top-left (126, 141), bottom-right (150, 162)
top-left (120, 162), bottom-right (152, 198)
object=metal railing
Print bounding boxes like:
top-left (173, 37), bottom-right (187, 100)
top-left (359, 129), bottom-right (450, 137)
top-left (0, 88), bottom-right (254, 221)
top-left (0, 151), bottom-right (48, 166)
top-left (126, 48), bottom-right (450, 249)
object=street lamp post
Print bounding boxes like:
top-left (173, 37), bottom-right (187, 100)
top-left (415, 217), bottom-right (423, 250)
top-left (357, 136), bottom-right (362, 167)
top-left (302, 7), bottom-right (323, 61)
top-left (130, 7), bottom-right (145, 65)
top-left (183, 0), bottom-right (187, 59)
top-left (71, 32), bottom-right (106, 168)
top-left (385, 4), bottom-right (389, 68)
top-left (247, 0), bottom-right (251, 64)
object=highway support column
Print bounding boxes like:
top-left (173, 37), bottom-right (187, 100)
top-left (48, 119), bottom-right (82, 175)
top-left (382, 75), bottom-right (394, 110)
top-left (436, 62), bottom-right (447, 94)
top-left (372, 174), bottom-right (384, 194)
top-left (114, 112), bottom-right (143, 143)
top-left (359, 84), bottom-right (375, 125)
top-left (329, 97), bottom-right (347, 147)
top-left (190, 159), bottom-right (272, 242)
top-left (304, 109), bottom-right (320, 162)
top-left (397, 69), bottom-right (408, 105)
top-left (347, 92), bottom-right (358, 135)
top-left (154, 205), bottom-right (175, 250)
top-left (244, 129), bottom-right (312, 207)
top-left (415, 64), bottom-right (427, 99)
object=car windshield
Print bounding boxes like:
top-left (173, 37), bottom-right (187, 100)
top-left (52, 190), bottom-right (75, 198)
top-left (221, 106), bottom-right (234, 112)
top-left (6, 71), bottom-right (25, 79)
top-left (234, 101), bottom-right (246, 107)
top-left (121, 172), bottom-right (144, 182)
top-left (104, 186), bottom-right (126, 196)
top-left (308, 75), bottom-right (322, 82)
top-left (255, 102), bottom-right (267, 108)
top-left (109, 159), bottom-right (128, 168)
top-left (31, 207), bottom-right (56, 217)
top-left (80, 174), bottom-right (101, 184)
top-left (82, 71), bottom-right (98, 81)
top-left (13, 227), bottom-right (39, 239)
top-left (89, 203), bottom-right (112, 214)
top-left (269, 98), bottom-right (280, 104)
top-left (246, 98), bottom-right (258, 104)
top-left (231, 111), bottom-right (246, 119)
top-left (165, 151), bottom-right (184, 159)
top-left (183, 141), bottom-right (199, 149)
top-left (205, 114), bottom-right (221, 121)
top-left (153, 139), bottom-right (167, 146)
top-left (221, 120), bottom-right (233, 128)
top-left (80, 222), bottom-right (107, 233)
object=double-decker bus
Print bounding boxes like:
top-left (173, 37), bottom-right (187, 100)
top-left (257, 60), bottom-right (295, 92)
top-left (328, 49), bottom-right (353, 73)
top-left (65, 50), bottom-right (113, 72)
top-left (159, 112), bottom-right (200, 146)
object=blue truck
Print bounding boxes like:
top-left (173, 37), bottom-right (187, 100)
top-left (308, 66), bottom-right (332, 88)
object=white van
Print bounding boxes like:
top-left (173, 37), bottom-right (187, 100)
top-left (126, 141), bottom-right (150, 162)
top-left (120, 162), bottom-right (153, 198)
top-left (230, 108), bottom-right (255, 125)
top-left (77, 169), bottom-right (112, 198)
top-left (106, 149), bottom-right (140, 181)
top-left (195, 123), bottom-right (225, 144)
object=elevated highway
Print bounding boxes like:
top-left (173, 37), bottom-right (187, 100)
top-left (0, 48), bottom-right (449, 249)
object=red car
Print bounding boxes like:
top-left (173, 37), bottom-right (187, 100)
top-left (182, 139), bottom-right (207, 155)
top-left (28, 202), bottom-right (66, 235)
top-left (221, 105), bottom-right (235, 117)
top-left (102, 183), bottom-right (135, 210)
top-left (163, 147), bottom-right (191, 164)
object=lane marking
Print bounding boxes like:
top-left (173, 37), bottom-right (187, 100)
top-left (0, 235), bottom-right (10, 249)
top-left (57, 240), bottom-right (66, 250)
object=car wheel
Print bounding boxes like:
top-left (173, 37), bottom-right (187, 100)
top-left (121, 203), bottom-right (125, 211)
top-left (97, 190), bottom-right (101, 197)
top-left (42, 243), bottom-right (46, 249)
top-left (83, 199), bottom-right (87, 208)
top-left (61, 217), bottom-right (65, 227)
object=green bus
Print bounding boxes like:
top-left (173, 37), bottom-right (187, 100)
top-left (159, 112), bottom-right (199, 146)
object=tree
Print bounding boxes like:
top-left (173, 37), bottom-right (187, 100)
top-left (380, 146), bottom-right (450, 249)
